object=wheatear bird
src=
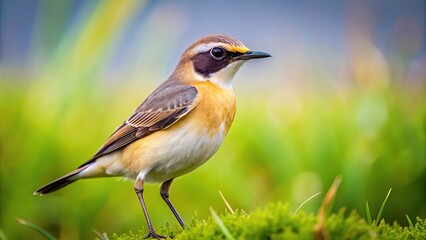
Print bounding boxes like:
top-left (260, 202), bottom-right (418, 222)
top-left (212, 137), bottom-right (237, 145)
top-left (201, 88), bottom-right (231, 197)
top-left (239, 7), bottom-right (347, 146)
top-left (34, 34), bottom-right (270, 239)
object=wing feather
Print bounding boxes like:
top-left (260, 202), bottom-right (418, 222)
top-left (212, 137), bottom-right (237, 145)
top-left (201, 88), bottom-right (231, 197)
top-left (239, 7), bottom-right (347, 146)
top-left (79, 81), bottom-right (198, 167)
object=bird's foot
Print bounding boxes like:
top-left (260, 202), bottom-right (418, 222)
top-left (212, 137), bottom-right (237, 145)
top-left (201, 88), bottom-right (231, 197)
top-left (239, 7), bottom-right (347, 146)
top-left (143, 230), bottom-right (166, 239)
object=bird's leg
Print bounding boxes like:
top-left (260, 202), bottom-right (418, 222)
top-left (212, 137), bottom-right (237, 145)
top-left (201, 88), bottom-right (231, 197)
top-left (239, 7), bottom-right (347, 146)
top-left (160, 179), bottom-right (185, 228)
top-left (134, 177), bottom-right (165, 239)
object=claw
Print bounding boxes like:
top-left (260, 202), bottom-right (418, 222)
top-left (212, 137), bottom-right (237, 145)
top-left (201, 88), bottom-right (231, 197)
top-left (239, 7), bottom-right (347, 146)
top-left (143, 230), bottom-right (166, 239)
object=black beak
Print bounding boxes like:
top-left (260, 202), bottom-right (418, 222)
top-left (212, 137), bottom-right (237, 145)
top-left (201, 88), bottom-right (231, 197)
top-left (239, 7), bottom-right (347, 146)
top-left (235, 50), bottom-right (271, 61)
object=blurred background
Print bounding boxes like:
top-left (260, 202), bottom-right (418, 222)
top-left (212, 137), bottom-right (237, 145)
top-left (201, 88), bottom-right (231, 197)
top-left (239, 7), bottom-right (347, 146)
top-left (1, 0), bottom-right (425, 239)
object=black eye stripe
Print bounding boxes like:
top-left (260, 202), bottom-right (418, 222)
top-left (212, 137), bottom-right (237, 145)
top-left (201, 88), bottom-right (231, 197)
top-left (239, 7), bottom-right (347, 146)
top-left (226, 51), bottom-right (243, 59)
top-left (191, 51), bottom-right (226, 77)
top-left (191, 50), bottom-right (244, 77)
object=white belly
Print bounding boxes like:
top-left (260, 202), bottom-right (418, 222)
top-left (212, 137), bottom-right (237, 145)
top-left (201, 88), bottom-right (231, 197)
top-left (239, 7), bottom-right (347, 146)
top-left (140, 122), bottom-right (226, 182)
top-left (81, 121), bottom-right (226, 183)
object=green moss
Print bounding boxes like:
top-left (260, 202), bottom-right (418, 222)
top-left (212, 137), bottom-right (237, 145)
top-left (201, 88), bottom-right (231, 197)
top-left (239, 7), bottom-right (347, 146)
top-left (112, 203), bottom-right (426, 240)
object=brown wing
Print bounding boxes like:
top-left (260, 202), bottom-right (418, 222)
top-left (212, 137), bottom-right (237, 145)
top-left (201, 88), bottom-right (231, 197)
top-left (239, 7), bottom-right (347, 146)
top-left (79, 81), bottom-right (198, 168)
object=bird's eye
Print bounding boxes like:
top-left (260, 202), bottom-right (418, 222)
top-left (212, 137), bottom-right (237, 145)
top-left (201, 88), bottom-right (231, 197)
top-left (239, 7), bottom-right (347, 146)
top-left (210, 47), bottom-right (225, 59)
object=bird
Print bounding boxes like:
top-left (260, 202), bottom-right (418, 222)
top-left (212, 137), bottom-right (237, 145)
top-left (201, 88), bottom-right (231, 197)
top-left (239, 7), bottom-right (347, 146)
top-left (34, 34), bottom-right (271, 239)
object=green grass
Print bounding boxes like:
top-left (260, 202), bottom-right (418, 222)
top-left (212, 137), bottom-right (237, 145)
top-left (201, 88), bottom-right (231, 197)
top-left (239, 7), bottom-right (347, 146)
top-left (15, 218), bottom-right (57, 240)
top-left (366, 201), bottom-right (372, 225)
top-left (111, 203), bottom-right (426, 240)
top-left (15, 204), bottom-right (426, 240)
top-left (294, 192), bottom-right (322, 215)
top-left (209, 207), bottom-right (235, 240)
top-left (365, 188), bottom-right (392, 226)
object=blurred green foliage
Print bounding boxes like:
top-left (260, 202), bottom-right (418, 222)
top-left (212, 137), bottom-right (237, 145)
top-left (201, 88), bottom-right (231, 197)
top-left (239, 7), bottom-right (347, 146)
top-left (0, 1), bottom-right (425, 239)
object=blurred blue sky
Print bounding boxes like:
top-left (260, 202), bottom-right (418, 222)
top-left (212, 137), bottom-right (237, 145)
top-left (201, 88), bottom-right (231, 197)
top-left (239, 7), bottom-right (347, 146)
top-left (1, 0), bottom-right (425, 86)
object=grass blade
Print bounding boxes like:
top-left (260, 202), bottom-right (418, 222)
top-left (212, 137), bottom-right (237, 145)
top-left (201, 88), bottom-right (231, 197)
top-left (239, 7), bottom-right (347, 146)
top-left (240, 209), bottom-right (248, 216)
top-left (314, 176), bottom-right (342, 240)
top-left (210, 207), bottom-right (235, 240)
top-left (17, 218), bottom-right (57, 240)
top-left (406, 214), bottom-right (414, 228)
top-left (93, 229), bottom-right (109, 240)
top-left (375, 188), bottom-right (392, 225)
top-left (219, 191), bottom-right (235, 214)
top-left (365, 201), bottom-right (372, 225)
top-left (294, 192), bottom-right (321, 214)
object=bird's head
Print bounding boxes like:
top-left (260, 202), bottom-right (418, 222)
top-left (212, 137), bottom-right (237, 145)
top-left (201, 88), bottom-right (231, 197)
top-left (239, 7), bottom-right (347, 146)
top-left (172, 34), bottom-right (271, 89)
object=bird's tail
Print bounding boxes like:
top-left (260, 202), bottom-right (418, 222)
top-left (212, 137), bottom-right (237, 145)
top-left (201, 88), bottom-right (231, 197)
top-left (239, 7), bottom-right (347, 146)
top-left (34, 165), bottom-right (89, 196)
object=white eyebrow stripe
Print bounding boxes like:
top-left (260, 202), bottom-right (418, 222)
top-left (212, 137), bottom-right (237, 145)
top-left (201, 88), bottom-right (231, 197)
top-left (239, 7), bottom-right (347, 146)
top-left (193, 42), bottom-right (228, 53)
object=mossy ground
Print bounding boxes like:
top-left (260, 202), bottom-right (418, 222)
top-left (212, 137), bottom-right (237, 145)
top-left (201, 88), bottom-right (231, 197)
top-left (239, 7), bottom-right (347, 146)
top-left (111, 203), bottom-right (426, 240)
